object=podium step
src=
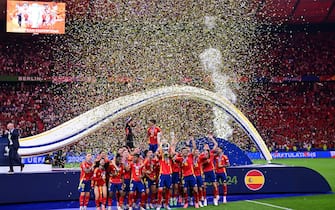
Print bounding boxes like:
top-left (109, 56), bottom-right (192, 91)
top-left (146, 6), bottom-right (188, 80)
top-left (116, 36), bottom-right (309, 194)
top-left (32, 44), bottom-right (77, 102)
top-left (0, 164), bottom-right (52, 173)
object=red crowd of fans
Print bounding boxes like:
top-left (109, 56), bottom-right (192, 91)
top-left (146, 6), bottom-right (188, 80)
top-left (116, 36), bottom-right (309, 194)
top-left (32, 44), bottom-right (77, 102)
top-left (0, 31), bottom-right (334, 152)
top-left (0, 82), bottom-right (48, 137)
top-left (246, 82), bottom-right (335, 151)
top-left (0, 35), bottom-right (52, 77)
top-left (258, 31), bottom-right (335, 77)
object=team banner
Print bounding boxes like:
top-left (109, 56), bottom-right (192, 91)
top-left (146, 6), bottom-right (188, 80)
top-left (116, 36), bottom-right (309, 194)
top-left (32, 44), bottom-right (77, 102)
top-left (6, 0), bottom-right (66, 34)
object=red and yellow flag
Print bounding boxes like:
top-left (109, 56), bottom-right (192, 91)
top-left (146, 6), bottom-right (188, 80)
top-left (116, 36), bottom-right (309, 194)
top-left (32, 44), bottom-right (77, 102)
top-left (244, 169), bottom-right (265, 191)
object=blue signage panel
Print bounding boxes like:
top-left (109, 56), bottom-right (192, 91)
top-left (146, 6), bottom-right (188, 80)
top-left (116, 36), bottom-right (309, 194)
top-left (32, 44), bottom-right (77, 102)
top-left (225, 166), bottom-right (331, 194)
top-left (247, 151), bottom-right (333, 160)
top-left (22, 156), bottom-right (46, 164)
top-left (0, 165), bottom-right (331, 204)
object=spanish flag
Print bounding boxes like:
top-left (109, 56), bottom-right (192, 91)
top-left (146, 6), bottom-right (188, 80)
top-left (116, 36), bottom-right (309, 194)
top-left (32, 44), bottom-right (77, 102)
top-left (244, 170), bottom-right (265, 191)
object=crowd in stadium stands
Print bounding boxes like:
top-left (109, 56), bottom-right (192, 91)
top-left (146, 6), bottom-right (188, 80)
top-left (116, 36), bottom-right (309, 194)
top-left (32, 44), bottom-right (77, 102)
top-left (0, 31), bottom-right (334, 156)
top-left (246, 82), bottom-right (335, 152)
top-left (0, 81), bottom-right (333, 155)
top-left (0, 82), bottom-right (49, 137)
top-left (257, 32), bottom-right (335, 77)
top-left (1, 32), bottom-right (334, 79)
top-left (0, 36), bottom-right (52, 77)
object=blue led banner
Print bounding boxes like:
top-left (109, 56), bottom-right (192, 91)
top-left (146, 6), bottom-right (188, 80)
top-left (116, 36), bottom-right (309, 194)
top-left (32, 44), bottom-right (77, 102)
top-left (248, 151), bottom-right (335, 159)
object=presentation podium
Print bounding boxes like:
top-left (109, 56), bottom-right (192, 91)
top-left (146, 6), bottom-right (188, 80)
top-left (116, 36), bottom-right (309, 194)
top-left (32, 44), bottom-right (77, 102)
top-left (0, 137), bottom-right (51, 173)
top-left (0, 137), bottom-right (15, 166)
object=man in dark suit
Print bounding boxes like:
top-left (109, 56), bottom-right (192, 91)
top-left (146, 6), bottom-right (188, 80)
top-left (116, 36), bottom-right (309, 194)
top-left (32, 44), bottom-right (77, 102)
top-left (5, 123), bottom-right (24, 173)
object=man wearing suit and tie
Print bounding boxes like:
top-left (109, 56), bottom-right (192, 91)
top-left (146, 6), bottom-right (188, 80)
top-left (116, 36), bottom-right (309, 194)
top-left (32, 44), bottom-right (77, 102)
top-left (5, 123), bottom-right (24, 173)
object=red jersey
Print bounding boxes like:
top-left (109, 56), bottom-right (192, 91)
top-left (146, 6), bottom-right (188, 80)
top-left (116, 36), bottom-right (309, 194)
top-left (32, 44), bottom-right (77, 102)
top-left (123, 158), bottom-right (132, 180)
top-left (159, 157), bottom-right (172, 175)
top-left (80, 160), bottom-right (93, 181)
top-left (109, 163), bottom-right (124, 184)
top-left (143, 158), bottom-right (159, 181)
top-left (147, 126), bottom-right (161, 145)
top-left (130, 161), bottom-right (143, 182)
top-left (175, 154), bottom-right (194, 177)
top-left (92, 167), bottom-right (106, 186)
top-left (172, 159), bottom-right (181, 173)
top-left (193, 155), bottom-right (203, 176)
top-left (202, 150), bottom-right (216, 172)
top-left (215, 154), bottom-right (229, 174)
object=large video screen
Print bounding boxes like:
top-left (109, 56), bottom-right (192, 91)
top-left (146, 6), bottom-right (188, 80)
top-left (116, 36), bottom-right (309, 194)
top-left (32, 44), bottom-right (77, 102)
top-left (6, 1), bottom-right (66, 34)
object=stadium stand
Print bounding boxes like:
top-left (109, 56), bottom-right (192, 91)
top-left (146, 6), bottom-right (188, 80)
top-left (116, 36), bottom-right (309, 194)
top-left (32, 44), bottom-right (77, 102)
top-left (0, 30), bottom-right (334, 154)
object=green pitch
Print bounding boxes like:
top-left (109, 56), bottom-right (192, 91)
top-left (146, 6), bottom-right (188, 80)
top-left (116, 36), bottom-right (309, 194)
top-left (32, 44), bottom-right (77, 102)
top-left (187, 158), bottom-right (335, 210)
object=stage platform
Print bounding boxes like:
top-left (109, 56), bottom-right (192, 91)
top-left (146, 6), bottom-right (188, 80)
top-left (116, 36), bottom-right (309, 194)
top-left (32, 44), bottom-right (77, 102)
top-left (0, 164), bottom-right (52, 173)
top-left (0, 164), bottom-right (331, 205)
top-left (0, 193), bottom-right (331, 210)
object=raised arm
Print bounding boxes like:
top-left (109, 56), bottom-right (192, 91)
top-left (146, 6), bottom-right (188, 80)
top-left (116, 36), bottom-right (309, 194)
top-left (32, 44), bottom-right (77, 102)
top-left (157, 128), bottom-right (162, 146)
top-left (190, 135), bottom-right (197, 153)
top-left (169, 131), bottom-right (177, 155)
top-left (207, 133), bottom-right (218, 151)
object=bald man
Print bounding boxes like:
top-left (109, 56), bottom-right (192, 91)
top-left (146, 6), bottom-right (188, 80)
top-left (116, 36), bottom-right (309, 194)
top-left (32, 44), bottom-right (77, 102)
top-left (5, 123), bottom-right (24, 173)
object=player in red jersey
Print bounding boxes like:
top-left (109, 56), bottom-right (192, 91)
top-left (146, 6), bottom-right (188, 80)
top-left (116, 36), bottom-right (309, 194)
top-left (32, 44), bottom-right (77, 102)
top-left (201, 134), bottom-right (219, 206)
top-left (107, 154), bottom-right (124, 210)
top-left (95, 151), bottom-right (111, 208)
top-left (79, 153), bottom-right (94, 210)
top-left (95, 151), bottom-right (110, 167)
top-left (156, 137), bottom-right (176, 210)
top-left (143, 150), bottom-right (159, 209)
top-left (214, 146), bottom-right (230, 204)
top-left (128, 153), bottom-right (146, 210)
top-left (191, 142), bottom-right (205, 208)
top-left (92, 158), bottom-right (108, 210)
top-left (147, 119), bottom-right (161, 153)
top-left (174, 147), bottom-right (200, 209)
top-left (121, 148), bottom-right (132, 209)
top-left (170, 154), bottom-right (181, 207)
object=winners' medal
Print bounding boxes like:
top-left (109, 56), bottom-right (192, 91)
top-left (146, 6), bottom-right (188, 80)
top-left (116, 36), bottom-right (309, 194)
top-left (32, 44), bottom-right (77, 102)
top-left (102, 171), bottom-right (106, 180)
top-left (183, 157), bottom-right (188, 166)
top-left (150, 161), bottom-right (153, 172)
top-left (135, 164), bottom-right (140, 176)
top-left (115, 166), bottom-right (119, 176)
top-left (218, 153), bottom-right (223, 167)
top-left (164, 156), bottom-right (170, 165)
top-left (194, 156), bottom-right (198, 167)
top-left (151, 126), bottom-right (155, 137)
